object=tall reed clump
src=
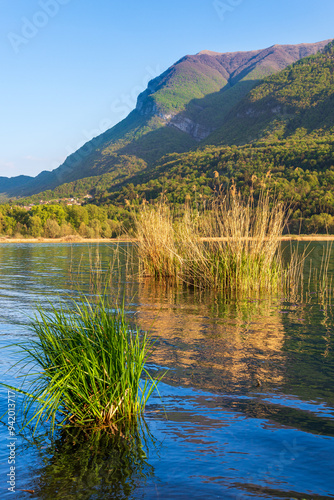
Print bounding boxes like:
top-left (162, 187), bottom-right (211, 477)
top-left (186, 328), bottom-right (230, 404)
top-left (197, 189), bottom-right (286, 292)
top-left (135, 203), bottom-right (181, 279)
top-left (5, 295), bottom-right (159, 434)
top-left (135, 189), bottom-right (288, 295)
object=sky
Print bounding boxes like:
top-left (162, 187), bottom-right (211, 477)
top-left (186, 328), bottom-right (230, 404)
top-left (0, 0), bottom-right (333, 178)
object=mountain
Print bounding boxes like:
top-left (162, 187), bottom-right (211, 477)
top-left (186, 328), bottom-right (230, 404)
top-left (1, 39), bottom-right (331, 199)
top-left (139, 41), bottom-right (331, 139)
top-left (0, 175), bottom-right (33, 198)
top-left (207, 40), bottom-right (334, 145)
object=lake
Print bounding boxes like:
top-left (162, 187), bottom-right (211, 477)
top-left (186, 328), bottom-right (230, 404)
top-left (0, 242), bottom-right (334, 499)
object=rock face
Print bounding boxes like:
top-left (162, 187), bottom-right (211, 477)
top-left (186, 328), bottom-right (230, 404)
top-left (169, 115), bottom-right (213, 141)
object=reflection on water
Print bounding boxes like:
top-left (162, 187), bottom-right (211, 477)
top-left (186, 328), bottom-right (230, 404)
top-left (27, 425), bottom-right (154, 500)
top-left (0, 242), bottom-right (333, 499)
top-left (135, 282), bottom-right (287, 393)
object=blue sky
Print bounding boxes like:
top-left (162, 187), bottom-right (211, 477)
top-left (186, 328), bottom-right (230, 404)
top-left (0, 0), bottom-right (333, 178)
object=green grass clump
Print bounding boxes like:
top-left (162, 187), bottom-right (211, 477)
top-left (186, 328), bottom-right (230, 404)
top-left (7, 295), bottom-right (159, 433)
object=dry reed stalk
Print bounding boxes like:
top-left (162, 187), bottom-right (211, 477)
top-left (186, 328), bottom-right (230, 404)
top-left (177, 189), bottom-right (287, 293)
top-left (215, 190), bottom-right (285, 264)
top-left (135, 190), bottom-right (289, 294)
top-left (135, 204), bottom-right (181, 279)
top-left (175, 209), bottom-right (216, 288)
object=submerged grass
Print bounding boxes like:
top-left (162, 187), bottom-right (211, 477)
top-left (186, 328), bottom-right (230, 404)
top-left (135, 190), bottom-right (287, 295)
top-left (3, 295), bottom-right (160, 434)
top-left (285, 240), bottom-right (334, 304)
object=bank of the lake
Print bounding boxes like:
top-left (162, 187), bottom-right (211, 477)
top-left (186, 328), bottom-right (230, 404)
top-left (0, 236), bottom-right (134, 244)
top-left (1, 234), bottom-right (334, 244)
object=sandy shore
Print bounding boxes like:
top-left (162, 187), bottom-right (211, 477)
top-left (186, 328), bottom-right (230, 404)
top-left (201, 235), bottom-right (334, 242)
top-left (0, 235), bottom-right (334, 244)
top-left (0, 236), bottom-right (135, 244)
top-left (279, 236), bottom-right (334, 241)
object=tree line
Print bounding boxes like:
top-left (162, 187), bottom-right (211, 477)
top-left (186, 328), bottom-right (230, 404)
top-left (0, 204), bottom-right (131, 238)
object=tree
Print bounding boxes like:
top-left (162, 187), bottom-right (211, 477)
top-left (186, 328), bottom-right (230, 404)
top-left (28, 215), bottom-right (43, 238)
top-left (44, 219), bottom-right (61, 238)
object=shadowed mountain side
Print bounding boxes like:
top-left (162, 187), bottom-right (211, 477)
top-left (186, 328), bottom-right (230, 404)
top-left (111, 118), bottom-right (197, 164)
top-left (208, 90), bottom-right (334, 147)
top-left (169, 79), bottom-right (261, 139)
top-left (8, 112), bottom-right (155, 197)
top-left (6, 113), bottom-right (145, 197)
top-left (0, 175), bottom-right (33, 196)
top-left (10, 113), bottom-right (197, 198)
top-left (140, 40), bottom-right (331, 116)
top-left (208, 43), bottom-right (334, 145)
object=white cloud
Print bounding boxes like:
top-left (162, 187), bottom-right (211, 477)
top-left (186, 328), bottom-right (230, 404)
top-left (0, 160), bottom-right (16, 170)
top-left (22, 155), bottom-right (46, 162)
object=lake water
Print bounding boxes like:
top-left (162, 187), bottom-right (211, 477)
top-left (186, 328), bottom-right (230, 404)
top-left (0, 242), bottom-right (334, 499)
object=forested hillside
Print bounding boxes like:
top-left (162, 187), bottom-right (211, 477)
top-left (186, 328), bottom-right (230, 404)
top-left (208, 40), bottom-right (334, 144)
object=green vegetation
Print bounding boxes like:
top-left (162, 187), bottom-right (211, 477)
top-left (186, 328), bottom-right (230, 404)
top-left (152, 64), bottom-right (228, 113)
top-left (87, 135), bottom-right (334, 234)
top-left (0, 203), bottom-right (130, 238)
top-left (3, 131), bottom-right (334, 237)
top-left (31, 425), bottom-right (154, 499)
top-left (211, 42), bottom-right (334, 145)
top-left (104, 135), bottom-right (334, 210)
top-left (4, 295), bottom-right (159, 433)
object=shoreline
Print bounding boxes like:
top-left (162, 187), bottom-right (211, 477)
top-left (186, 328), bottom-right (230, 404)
top-left (0, 235), bottom-right (334, 244)
top-left (0, 236), bottom-right (135, 244)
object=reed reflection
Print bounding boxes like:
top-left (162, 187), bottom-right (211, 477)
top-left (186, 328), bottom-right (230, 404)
top-left (134, 281), bottom-right (286, 394)
top-left (27, 424), bottom-right (155, 500)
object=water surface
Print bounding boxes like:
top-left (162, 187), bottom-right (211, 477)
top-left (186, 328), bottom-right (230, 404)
top-left (0, 243), bottom-right (333, 499)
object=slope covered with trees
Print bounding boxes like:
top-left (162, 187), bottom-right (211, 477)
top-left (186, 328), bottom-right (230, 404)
top-left (208, 40), bottom-right (334, 145)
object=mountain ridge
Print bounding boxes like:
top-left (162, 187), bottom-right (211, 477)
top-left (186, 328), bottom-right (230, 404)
top-left (1, 38), bottom-right (332, 199)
